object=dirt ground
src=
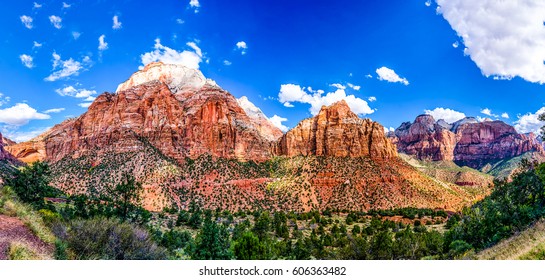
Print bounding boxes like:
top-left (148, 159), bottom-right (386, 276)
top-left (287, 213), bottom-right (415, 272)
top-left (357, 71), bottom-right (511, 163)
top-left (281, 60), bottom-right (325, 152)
top-left (0, 214), bottom-right (53, 260)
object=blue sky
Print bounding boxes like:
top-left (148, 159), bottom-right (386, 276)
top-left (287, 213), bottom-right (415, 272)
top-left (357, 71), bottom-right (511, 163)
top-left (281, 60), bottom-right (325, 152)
top-left (2, 0), bottom-right (545, 141)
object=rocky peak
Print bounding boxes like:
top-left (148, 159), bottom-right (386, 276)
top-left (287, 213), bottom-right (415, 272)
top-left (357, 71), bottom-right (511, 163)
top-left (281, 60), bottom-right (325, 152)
top-left (392, 115), bottom-right (545, 169)
top-left (0, 132), bottom-right (19, 163)
top-left (236, 96), bottom-right (283, 141)
top-left (276, 100), bottom-right (397, 158)
top-left (116, 62), bottom-right (218, 94)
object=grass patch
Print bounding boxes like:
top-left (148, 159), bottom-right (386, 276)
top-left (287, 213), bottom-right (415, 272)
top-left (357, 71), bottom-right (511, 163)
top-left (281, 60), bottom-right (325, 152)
top-left (8, 242), bottom-right (41, 260)
top-left (0, 186), bottom-right (56, 244)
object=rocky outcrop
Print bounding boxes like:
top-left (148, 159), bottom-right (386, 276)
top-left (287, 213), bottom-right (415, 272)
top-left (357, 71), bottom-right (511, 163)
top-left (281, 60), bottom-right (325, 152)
top-left (276, 100), bottom-right (397, 158)
top-left (393, 115), bottom-right (456, 161)
top-left (454, 121), bottom-right (544, 168)
top-left (10, 62), bottom-right (283, 164)
top-left (392, 115), bottom-right (545, 169)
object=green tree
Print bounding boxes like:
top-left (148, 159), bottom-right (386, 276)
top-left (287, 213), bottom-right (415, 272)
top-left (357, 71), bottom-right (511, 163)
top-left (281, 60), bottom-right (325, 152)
top-left (192, 216), bottom-right (232, 260)
top-left (253, 211), bottom-right (271, 239)
top-left (233, 231), bottom-right (268, 260)
top-left (8, 161), bottom-right (59, 208)
top-left (105, 173), bottom-right (147, 223)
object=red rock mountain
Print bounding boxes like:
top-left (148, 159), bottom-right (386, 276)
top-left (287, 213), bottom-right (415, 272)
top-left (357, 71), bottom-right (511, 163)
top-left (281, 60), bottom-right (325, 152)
top-left (391, 115), bottom-right (545, 169)
top-left (7, 62), bottom-right (283, 164)
top-left (276, 100), bottom-right (397, 158)
top-left (0, 132), bottom-right (18, 163)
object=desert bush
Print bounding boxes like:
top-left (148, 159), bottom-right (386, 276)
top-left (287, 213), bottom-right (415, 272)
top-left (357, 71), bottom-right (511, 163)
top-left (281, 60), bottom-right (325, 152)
top-left (64, 217), bottom-right (167, 260)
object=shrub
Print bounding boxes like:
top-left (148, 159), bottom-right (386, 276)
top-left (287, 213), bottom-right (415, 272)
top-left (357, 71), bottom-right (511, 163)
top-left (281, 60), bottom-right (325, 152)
top-left (64, 217), bottom-right (167, 260)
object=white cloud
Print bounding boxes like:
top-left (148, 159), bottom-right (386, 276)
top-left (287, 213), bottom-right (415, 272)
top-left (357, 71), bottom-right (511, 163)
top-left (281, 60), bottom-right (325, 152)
top-left (78, 102), bottom-right (93, 108)
top-left (452, 41), bottom-right (459, 48)
top-left (62, 2), bottom-right (71, 8)
top-left (176, 19), bottom-right (185, 24)
top-left (140, 38), bottom-right (203, 70)
top-left (437, 0), bottom-right (545, 84)
top-left (20, 15), bottom-right (33, 29)
top-left (2, 127), bottom-right (51, 143)
top-left (0, 93), bottom-right (10, 107)
top-left (43, 108), bottom-right (65, 114)
top-left (236, 41), bottom-right (247, 55)
top-left (98, 35), bottom-right (108, 51)
top-left (425, 1), bottom-right (431, 7)
top-left (514, 107), bottom-right (545, 134)
top-left (480, 108), bottom-right (498, 118)
top-left (45, 52), bottom-right (90, 82)
top-left (347, 83), bottom-right (361, 91)
top-left (376, 66), bottom-right (409, 85)
top-left (113, 15), bottom-right (122, 29)
top-left (33, 2), bottom-right (42, 9)
top-left (189, 0), bottom-right (200, 13)
top-left (49, 15), bottom-right (62, 29)
top-left (0, 103), bottom-right (50, 126)
top-left (72, 31), bottom-right (81, 40)
top-left (19, 54), bottom-right (34, 68)
top-left (33, 41), bottom-right (42, 48)
top-left (368, 96), bottom-right (377, 102)
top-left (501, 112), bottom-right (509, 119)
top-left (55, 86), bottom-right (97, 99)
top-left (223, 60), bottom-right (232, 66)
top-left (269, 115), bottom-right (289, 132)
top-left (365, 74), bottom-right (373, 79)
top-left (383, 126), bottom-right (395, 133)
top-left (424, 107), bottom-right (466, 123)
top-left (330, 83), bottom-right (346, 90)
top-left (278, 84), bottom-right (374, 116)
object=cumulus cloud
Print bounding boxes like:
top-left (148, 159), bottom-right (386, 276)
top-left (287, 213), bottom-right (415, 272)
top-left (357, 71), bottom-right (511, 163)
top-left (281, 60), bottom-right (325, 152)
top-left (424, 107), bottom-right (466, 123)
top-left (176, 19), bottom-right (185, 24)
top-left (278, 84), bottom-right (374, 116)
top-left (98, 35), bottom-right (108, 51)
top-left (480, 108), bottom-right (498, 118)
top-left (62, 2), bottom-right (71, 9)
top-left (49, 15), bottom-right (62, 29)
top-left (365, 74), bottom-right (373, 79)
top-left (269, 115), bottom-right (289, 132)
top-left (437, 0), bottom-right (545, 84)
top-left (33, 2), bottom-right (42, 9)
top-left (20, 15), bottom-right (33, 29)
top-left (383, 126), bottom-right (395, 133)
top-left (452, 41), bottom-right (459, 48)
top-left (368, 96), bottom-right (377, 102)
top-left (501, 112), bottom-right (509, 119)
top-left (113, 15), bottom-right (122, 29)
top-left (33, 41), bottom-right (42, 48)
top-left (330, 83), bottom-right (346, 90)
top-left (514, 107), bottom-right (545, 134)
top-left (2, 126), bottom-right (51, 143)
top-left (0, 93), bottom-right (10, 107)
top-left (189, 0), bottom-right (200, 13)
top-left (347, 83), bottom-right (361, 91)
top-left (236, 41), bottom-right (247, 55)
top-left (43, 108), bottom-right (65, 114)
top-left (140, 38), bottom-right (203, 70)
top-left (55, 86), bottom-right (97, 99)
top-left (19, 54), bottom-right (34, 68)
top-left (0, 103), bottom-right (50, 126)
top-left (223, 60), bottom-right (232, 66)
top-left (45, 52), bottom-right (90, 81)
top-left (376, 66), bottom-right (409, 85)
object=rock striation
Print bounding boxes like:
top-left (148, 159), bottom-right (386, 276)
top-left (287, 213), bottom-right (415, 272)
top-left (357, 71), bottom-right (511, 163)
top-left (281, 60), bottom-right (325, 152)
top-left (8, 62), bottom-right (283, 164)
top-left (276, 100), bottom-right (397, 158)
top-left (392, 115), bottom-right (545, 169)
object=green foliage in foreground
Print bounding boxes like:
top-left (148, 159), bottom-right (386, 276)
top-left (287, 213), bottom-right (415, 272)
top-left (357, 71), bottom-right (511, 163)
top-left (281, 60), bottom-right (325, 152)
top-left (445, 160), bottom-right (545, 254)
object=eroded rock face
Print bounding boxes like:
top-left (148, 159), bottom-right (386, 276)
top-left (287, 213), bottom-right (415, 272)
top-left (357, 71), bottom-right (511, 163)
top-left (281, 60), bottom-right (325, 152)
top-left (392, 115), bottom-right (545, 169)
top-left (276, 100), bottom-right (397, 158)
top-left (0, 133), bottom-right (20, 166)
top-left (11, 62), bottom-right (283, 164)
top-left (393, 115), bottom-right (456, 161)
top-left (453, 121), bottom-right (544, 168)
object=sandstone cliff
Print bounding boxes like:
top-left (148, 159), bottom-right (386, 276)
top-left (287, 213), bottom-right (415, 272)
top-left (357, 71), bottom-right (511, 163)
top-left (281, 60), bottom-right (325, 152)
top-left (392, 115), bottom-right (544, 169)
top-left (276, 100), bottom-right (397, 158)
top-left (8, 62), bottom-right (283, 164)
